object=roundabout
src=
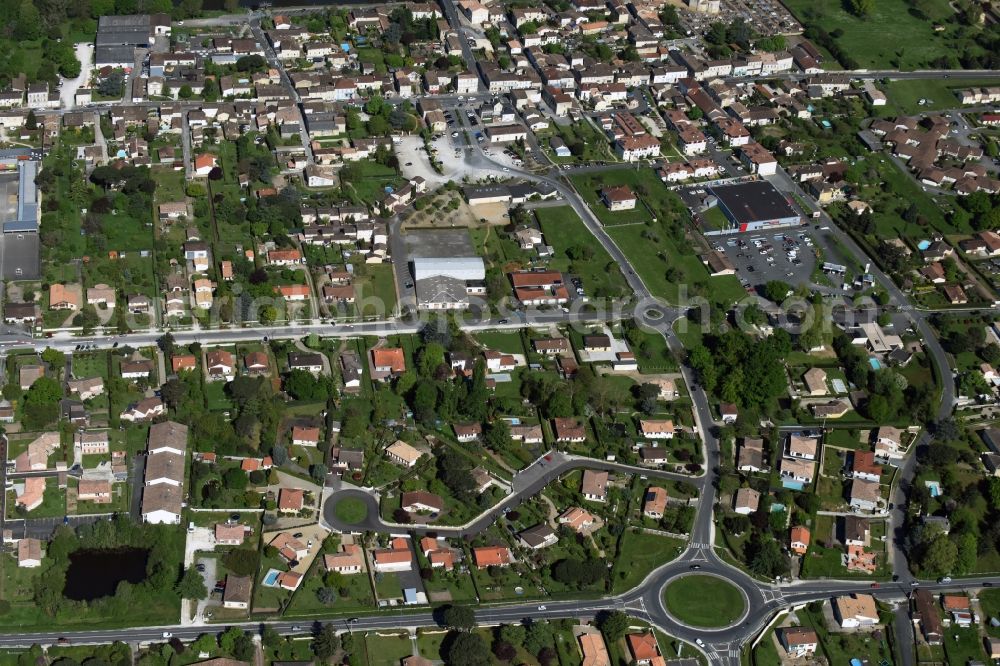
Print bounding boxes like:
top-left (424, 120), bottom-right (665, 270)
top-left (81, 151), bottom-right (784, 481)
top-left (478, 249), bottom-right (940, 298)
top-left (661, 574), bottom-right (748, 629)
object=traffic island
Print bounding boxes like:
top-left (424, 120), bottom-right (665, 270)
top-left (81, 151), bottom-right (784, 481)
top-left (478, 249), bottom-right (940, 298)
top-left (662, 574), bottom-right (748, 628)
top-left (332, 497), bottom-right (370, 524)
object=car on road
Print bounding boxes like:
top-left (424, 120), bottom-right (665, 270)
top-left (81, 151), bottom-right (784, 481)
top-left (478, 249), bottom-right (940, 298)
top-left (162, 632), bottom-right (173, 638)
top-left (695, 639), bottom-right (705, 648)
top-left (498, 318), bottom-right (509, 324)
top-left (689, 564), bottom-right (701, 570)
top-left (870, 583), bottom-right (879, 589)
top-left (938, 576), bottom-right (952, 583)
top-left (451, 131), bottom-right (459, 137)
top-left (537, 605), bottom-right (547, 611)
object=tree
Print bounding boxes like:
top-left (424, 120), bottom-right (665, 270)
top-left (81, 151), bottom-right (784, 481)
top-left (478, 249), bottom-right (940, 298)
top-left (176, 567), bottom-right (207, 599)
top-left (498, 624), bottom-right (526, 647)
top-left (441, 604), bottom-right (476, 631)
top-left (483, 419), bottom-right (510, 452)
top-left (597, 611), bottom-right (629, 643)
top-left (849, 0), bottom-right (874, 16)
top-left (178, 85), bottom-right (193, 99)
top-left (762, 280), bottom-right (792, 303)
top-left (445, 632), bottom-right (490, 666)
top-left (160, 378), bottom-right (186, 410)
top-left (40, 348), bottom-right (66, 371)
top-left (745, 533), bottom-right (788, 578)
top-left (253, 626), bottom-right (278, 650)
top-left (310, 463), bottom-right (328, 483)
top-left (917, 527), bottom-right (957, 577)
top-left (222, 548), bottom-right (259, 576)
top-left (313, 623), bottom-right (339, 659)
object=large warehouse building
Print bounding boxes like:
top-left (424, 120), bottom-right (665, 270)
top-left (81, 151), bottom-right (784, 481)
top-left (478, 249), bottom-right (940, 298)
top-left (412, 257), bottom-right (486, 310)
top-left (705, 181), bottom-right (801, 234)
top-left (0, 155), bottom-right (41, 280)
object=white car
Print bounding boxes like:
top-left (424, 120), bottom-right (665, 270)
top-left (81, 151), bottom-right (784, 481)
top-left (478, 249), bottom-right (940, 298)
top-left (162, 632), bottom-right (173, 638)
top-left (695, 638), bottom-right (705, 648)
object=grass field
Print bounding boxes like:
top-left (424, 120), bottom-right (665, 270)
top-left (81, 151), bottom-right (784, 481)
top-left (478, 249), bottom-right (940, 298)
top-left (475, 330), bottom-right (525, 354)
top-left (783, 0), bottom-right (967, 70)
top-left (357, 264), bottom-right (398, 318)
top-left (365, 633), bottom-right (413, 666)
top-left (605, 224), bottom-right (745, 306)
top-left (611, 531), bottom-right (686, 593)
top-left (534, 206), bottom-right (629, 299)
top-left (333, 497), bottom-right (369, 524)
top-left (570, 169), bottom-right (681, 227)
top-left (881, 77), bottom-right (1000, 116)
top-left (663, 575), bottom-right (745, 627)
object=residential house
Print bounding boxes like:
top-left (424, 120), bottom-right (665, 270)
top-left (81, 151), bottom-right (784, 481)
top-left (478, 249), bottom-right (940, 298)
top-left (472, 546), bottom-right (512, 569)
top-left (385, 440), bottom-right (423, 468)
top-left (789, 526), bottom-right (810, 555)
top-left (519, 523), bottom-right (558, 549)
top-left (734, 487), bottom-right (760, 515)
top-left (291, 426), bottom-right (321, 447)
top-left (17, 538), bottom-right (43, 568)
top-left (639, 419), bottom-right (674, 440)
top-left (581, 470), bottom-right (609, 502)
top-left (553, 418), bottom-right (586, 443)
top-left (643, 486), bottom-right (668, 519)
top-left (205, 349), bottom-right (235, 381)
top-left (833, 594), bottom-right (879, 628)
top-left (401, 491), bottom-right (444, 514)
top-left (278, 488), bottom-right (305, 513)
top-left (222, 574), bottom-right (252, 609)
top-left (557, 507), bottom-right (595, 533)
top-left (849, 479), bottom-right (881, 512)
top-left (779, 628), bottom-right (818, 658)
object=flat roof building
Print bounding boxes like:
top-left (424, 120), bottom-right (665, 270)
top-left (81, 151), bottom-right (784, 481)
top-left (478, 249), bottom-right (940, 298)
top-left (706, 181), bottom-right (801, 233)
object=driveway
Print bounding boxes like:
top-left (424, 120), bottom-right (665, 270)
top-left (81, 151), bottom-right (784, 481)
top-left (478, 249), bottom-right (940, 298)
top-left (184, 526), bottom-right (215, 567)
top-left (59, 43), bottom-right (93, 110)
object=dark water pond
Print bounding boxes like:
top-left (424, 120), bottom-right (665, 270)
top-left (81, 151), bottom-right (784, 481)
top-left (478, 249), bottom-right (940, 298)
top-left (63, 548), bottom-right (149, 601)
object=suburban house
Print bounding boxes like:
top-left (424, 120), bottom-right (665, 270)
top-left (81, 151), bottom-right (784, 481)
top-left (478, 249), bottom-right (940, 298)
top-left (215, 523), bottom-right (249, 546)
top-left (278, 488), bottom-right (305, 513)
top-left (288, 351), bottom-right (325, 374)
top-left (625, 633), bottom-right (661, 666)
top-left (737, 437), bottom-right (767, 473)
top-left (553, 418), bottom-right (587, 443)
top-left (849, 479), bottom-right (881, 512)
top-left (17, 538), bottom-right (43, 568)
top-left (371, 347), bottom-right (406, 381)
top-left (78, 431), bottom-right (111, 455)
top-left (324, 543), bottom-right (365, 575)
top-left (385, 440), bottom-right (424, 467)
top-left (779, 628), bottom-right (818, 658)
top-left (833, 594), bottom-right (879, 628)
top-left (373, 537), bottom-right (414, 572)
top-left (401, 491), bottom-right (444, 514)
top-left (581, 470), bottom-right (609, 502)
top-left (558, 507), bottom-right (595, 533)
top-left (642, 486), bottom-right (668, 519)
top-left (472, 545), bottom-right (513, 568)
top-left (291, 426), bottom-right (321, 447)
top-left (518, 523), bottom-right (558, 549)
top-left (789, 526), bottom-right (810, 555)
top-left (734, 487), bottom-right (760, 515)
top-left (222, 574), bottom-right (252, 610)
top-left (639, 419), bottom-right (674, 440)
top-left (205, 349), bottom-right (236, 381)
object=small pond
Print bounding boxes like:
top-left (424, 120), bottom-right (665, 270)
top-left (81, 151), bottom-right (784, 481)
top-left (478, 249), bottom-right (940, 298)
top-left (64, 548), bottom-right (149, 601)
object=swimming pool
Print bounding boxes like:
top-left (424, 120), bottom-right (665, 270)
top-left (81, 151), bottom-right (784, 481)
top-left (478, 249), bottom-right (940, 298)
top-left (925, 480), bottom-right (942, 497)
top-left (263, 569), bottom-right (281, 587)
top-left (917, 239), bottom-right (931, 250)
top-left (782, 480), bottom-right (805, 491)
top-left (869, 358), bottom-right (882, 370)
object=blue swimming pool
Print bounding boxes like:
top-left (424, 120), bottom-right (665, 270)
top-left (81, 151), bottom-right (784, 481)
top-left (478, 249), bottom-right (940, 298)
top-left (263, 569), bottom-right (280, 586)
top-left (869, 358), bottom-right (882, 370)
top-left (917, 239), bottom-right (931, 250)
top-left (782, 480), bottom-right (805, 491)
top-left (925, 481), bottom-right (942, 497)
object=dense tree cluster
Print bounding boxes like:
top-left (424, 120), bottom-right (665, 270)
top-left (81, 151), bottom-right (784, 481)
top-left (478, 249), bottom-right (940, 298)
top-left (688, 329), bottom-right (792, 415)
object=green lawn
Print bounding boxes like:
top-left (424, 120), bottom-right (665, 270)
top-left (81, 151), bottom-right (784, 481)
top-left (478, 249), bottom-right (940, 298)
top-left (373, 572), bottom-right (402, 600)
top-left (663, 575), bottom-right (745, 627)
top-left (605, 224), bottom-right (745, 306)
top-left (475, 330), bottom-right (525, 354)
top-left (782, 0), bottom-right (972, 70)
top-left (333, 497), bottom-right (369, 524)
top-left (881, 77), bottom-right (1000, 115)
top-left (365, 633), bottom-right (414, 666)
top-left (534, 206), bottom-right (629, 299)
top-left (357, 264), bottom-right (398, 318)
top-left (344, 160), bottom-right (404, 205)
top-left (611, 530), bottom-right (686, 593)
top-left (570, 169), bottom-right (678, 227)
top-left (71, 353), bottom-right (109, 380)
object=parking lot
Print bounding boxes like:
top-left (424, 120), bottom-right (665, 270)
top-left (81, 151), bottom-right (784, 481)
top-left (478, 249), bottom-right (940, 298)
top-left (711, 229), bottom-right (823, 294)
